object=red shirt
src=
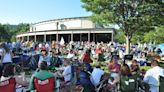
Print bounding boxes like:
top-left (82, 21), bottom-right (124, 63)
top-left (96, 48), bottom-right (101, 55)
top-left (108, 63), bottom-right (121, 73)
top-left (82, 53), bottom-right (93, 63)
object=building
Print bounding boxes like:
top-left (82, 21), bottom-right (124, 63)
top-left (16, 16), bottom-right (114, 43)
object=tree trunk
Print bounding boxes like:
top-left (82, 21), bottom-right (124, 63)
top-left (125, 35), bottom-right (130, 54)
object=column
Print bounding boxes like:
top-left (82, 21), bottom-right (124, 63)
top-left (68, 34), bottom-right (71, 42)
top-left (22, 36), bottom-right (24, 42)
top-left (80, 34), bottom-right (82, 42)
top-left (88, 32), bottom-right (90, 42)
top-left (34, 35), bottom-right (36, 42)
top-left (56, 33), bottom-right (58, 42)
top-left (93, 33), bottom-right (95, 42)
top-left (71, 33), bottom-right (73, 41)
top-left (111, 32), bottom-right (114, 42)
top-left (44, 34), bottom-right (46, 42)
top-left (27, 36), bottom-right (29, 41)
top-left (50, 35), bottom-right (52, 42)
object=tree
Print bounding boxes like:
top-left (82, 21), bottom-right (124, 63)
top-left (16, 23), bottom-right (29, 34)
top-left (0, 23), bottom-right (29, 42)
top-left (144, 26), bottom-right (164, 44)
top-left (114, 30), bottom-right (125, 43)
top-left (0, 24), bottom-right (10, 41)
top-left (81, 0), bottom-right (163, 54)
top-left (9, 23), bottom-right (29, 41)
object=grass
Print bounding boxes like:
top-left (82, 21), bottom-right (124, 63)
top-left (140, 66), bottom-right (151, 71)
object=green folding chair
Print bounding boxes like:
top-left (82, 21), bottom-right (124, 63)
top-left (120, 75), bottom-right (138, 92)
top-left (159, 76), bottom-right (164, 92)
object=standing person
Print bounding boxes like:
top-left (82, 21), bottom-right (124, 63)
top-left (2, 45), bottom-right (12, 62)
top-left (95, 44), bottom-right (101, 58)
top-left (39, 48), bottom-right (51, 66)
top-left (1, 44), bottom-right (13, 69)
top-left (81, 49), bottom-right (93, 72)
top-left (143, 60), bottom-right (164, 92)
top-left (51, 40), bottom-right (56, 50)
top-left (0, 43), bottom-right (5, 77)
top-left (98, 49), bottom-right (105, 62)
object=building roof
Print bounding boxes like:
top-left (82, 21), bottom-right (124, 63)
top-left (32, 16), bottom-right (89, 25)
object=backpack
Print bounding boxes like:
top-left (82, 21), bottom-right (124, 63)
top-left (120, 75), bottom-right (138, 92)
top-left (79, 71), bottom-right (92, 85)
top-left (55, 56), bottom-right (62, 67)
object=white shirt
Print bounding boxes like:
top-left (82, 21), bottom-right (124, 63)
top-left (45, 43), bottom-right (49, 48)
top-left (119, 50), bottom-right (124, 59)
top-left (62, 65), bottom-right (72, 82)
top-left (0, 76), bottom-right (11, 81)
top-left (39, 55), bottom-right (51, 66)
top-left (144, 66), bottom-right (164, 92)
top-left (67, 53), bottom-right (74, 59)
top-left (2, 52), bottom-right (12, 64)
top-left (38, 43), bottom-right (42, 48)
top-left (91, 68), bottom-right (104, 86)
top-left (0, 48), bottom-right (4, 56)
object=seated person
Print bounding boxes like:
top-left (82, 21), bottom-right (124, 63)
top-left (39, 49), bottom-right (51, 66)
top-left (101, 73), bottom-right (119, 91)
top-left (78, 64), bottom-right (95, 92)
top-left (28, 61), bottom-right (55, 91)
top-left (119, 64), bottom-right (138, 92)
top-left (57, 60), bottom-right (72, 82)
top-left (108, 57), bottom-right (121, 78)
top-left (130, 59), bottom-right (140, 75)
top-left (121, 64), bottom-right (132, 77)
top-left (0, 64), bottom-right (28, 87)
top-left (90, 63), bottom-right (104, 87)
top-left (143, 60), bottom-right (164, 92)
top-left (56, 60), bottom-right (72, 92)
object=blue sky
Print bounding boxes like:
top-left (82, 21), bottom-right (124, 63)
top-left (0, 0), bottom-right (91, 24)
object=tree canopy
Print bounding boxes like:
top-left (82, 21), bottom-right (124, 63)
top-left (0, 24), bottom-right (10, 41)
top-left (81, 0), bottom-right (164, 53)
top-left (0, 23), bottom-right (29, 42)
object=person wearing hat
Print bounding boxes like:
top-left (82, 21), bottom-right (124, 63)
top-left (38, 48), bottom-right (51, 66)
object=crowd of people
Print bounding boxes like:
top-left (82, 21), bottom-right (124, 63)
top-left (0, 40), bottom-right (164, 92)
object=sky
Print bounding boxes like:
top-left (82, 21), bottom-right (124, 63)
top-left (0, 0), bottom-right (92, 24)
